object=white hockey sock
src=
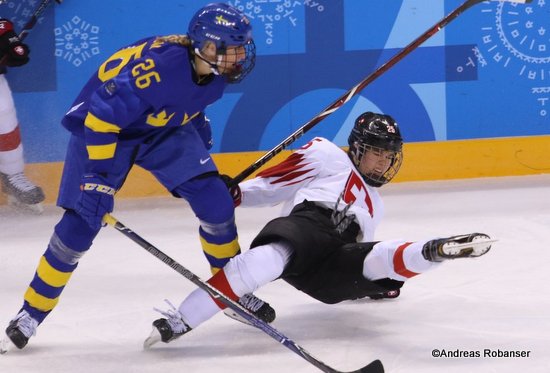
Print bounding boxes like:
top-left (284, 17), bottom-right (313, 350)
top-left (0, 145), bottom-right (24, 175)
top-left (177, 241), bottom-right (292, 329)
top-left (178, 288), bottom-right (221, 328)
top-left (224, 241), bottom-right (292, 296)
top-left (363, 240), bottom-right (441, 281)
top-left (0, 75), bottom-right (25, 175)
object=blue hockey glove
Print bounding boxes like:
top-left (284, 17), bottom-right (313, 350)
top-left (75, 174), bottom-right (116, 230)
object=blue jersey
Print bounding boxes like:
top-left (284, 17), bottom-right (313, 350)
top-left (62, 36), bottom-right (226, 174)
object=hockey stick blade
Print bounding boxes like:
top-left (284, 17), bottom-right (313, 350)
top-left (305, 358), bottom-right (383, 373)
top-left (352, 359), bottom-right (384, 373)
top-left (104, 214), bottom-right (384, 373)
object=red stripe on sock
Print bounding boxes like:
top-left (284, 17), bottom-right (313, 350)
top-left (393, 242), bottom-right (420, 278)
top-left (206, 269), bottom-right (239, 310)
top-left (0, 126), bottom-right (22, 151)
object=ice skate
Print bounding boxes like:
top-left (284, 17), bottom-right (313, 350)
top-left (223, 293), bottom-right (276, 325)
top-left (422, 233), bottom-right (494, 262)
top-left (1, 310), bottom-right (39, 353)
top-left (144, 300), bottom-right (192, 349)
top-left (1, 172), bottom-right (45, 214)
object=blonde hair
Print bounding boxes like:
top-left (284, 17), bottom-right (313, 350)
top-left (154, 34), bottom-right (192, 47)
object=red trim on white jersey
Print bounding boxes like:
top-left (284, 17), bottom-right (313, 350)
top-left (240, 137), bottom-right (384, 242)
top-left (393, 242), bottom-right (420, 278)
top-left (257, 152), bottom-right (315, 186)
top-left (342, 171), bottom-right (374, 217)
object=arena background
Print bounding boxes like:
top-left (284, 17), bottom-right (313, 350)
top-left (2, 0), bottom-right (549, 204)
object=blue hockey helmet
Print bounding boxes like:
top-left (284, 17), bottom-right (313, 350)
top-left (348, 112), bottom-right (403, 187)
top-left (188, 3), bottom-right (255, 83)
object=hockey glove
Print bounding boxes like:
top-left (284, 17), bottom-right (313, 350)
top-left (220, 174), bottom-right (242, 207)
top-left (0, 19), bottom-right (30, 67)
top-left (367, 289), bottom-right (400, 300)
top-left (75, 174), bottom-right (116, 230)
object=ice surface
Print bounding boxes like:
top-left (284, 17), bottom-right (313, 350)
top-left (1, 175), bottom-right (549, 373)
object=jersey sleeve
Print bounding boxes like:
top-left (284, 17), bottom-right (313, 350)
top-left (83, 72), bottom-right (150, 173)
top-left (240, 138), bottom-right (328, 207)
top-left (82, 39), bottom-right (187, 174)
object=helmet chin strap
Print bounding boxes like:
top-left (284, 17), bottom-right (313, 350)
top-left (193, 48), bottom-right (223, 76)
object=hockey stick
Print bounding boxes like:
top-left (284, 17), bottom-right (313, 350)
top-left (0, 0), bottom-right (60, 66)
top-left (103, 214), bottom-right (384, 373)
top-left (18, 0), bottom-right (61, 42)
top-left (228, 0), bottom-right (532, 186)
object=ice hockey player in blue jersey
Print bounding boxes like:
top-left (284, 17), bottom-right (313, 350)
top-left (1, 3), bottom-right (274, 352)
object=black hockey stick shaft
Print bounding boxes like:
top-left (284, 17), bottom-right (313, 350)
top-left (17, 0), bottom-right (59, 41)
top-left (104, 214), bottom-right (384, 373)
top-left (228, 0), bottom-right (531, 186)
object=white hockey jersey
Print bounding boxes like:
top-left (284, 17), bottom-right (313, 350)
top-left (240, 137), bottom-right (384, 242)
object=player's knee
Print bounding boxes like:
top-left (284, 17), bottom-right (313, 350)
top-left (179, 174), bottom-right (235, 224)
top-left (51, 209), bottom-right (100, 264)
top-left (362, 240), bottom-right (402, 281)
top-left (189, 176), bottom-right (237, 239)
top-left (224, 243), bottom-right (291, 295)
top-left (47, 232), bottom-right (86, 266)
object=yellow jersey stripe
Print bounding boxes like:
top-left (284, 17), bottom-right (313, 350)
top-left (85, 112), bottom-right (121, 133)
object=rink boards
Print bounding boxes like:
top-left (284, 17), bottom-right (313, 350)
top-left (4, 134), bottom-right (548, 205)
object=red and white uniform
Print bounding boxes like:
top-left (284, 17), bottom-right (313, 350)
top-left (172, 138), bottom-right (441, 328)
top-left (240, 137), bottom-right (384, 242)
top-left (0, 74), bottom-right (24, 175)
top-left (0, 18), bottom-right (24, 175)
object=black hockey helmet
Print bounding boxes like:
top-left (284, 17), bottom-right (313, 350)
top-left (347, 111), bottom-right (403, 187)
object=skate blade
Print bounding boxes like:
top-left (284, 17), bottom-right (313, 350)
top-left (442, 238), bottom-right (497, 257)
top-left (7, 196), bottom-right (44, 215)
top-left (0, 335), bottom-right (14, 355)
top-left (222, 308), bottom-right (253, 326)
top-left (143, 328), bottom-right (162, 349)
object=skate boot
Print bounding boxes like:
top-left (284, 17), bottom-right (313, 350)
top-left (1, 172), bottom-right (45, 213)
top-left (422, 233), bottom-right (494, 262)
top-left (0, 310), bottom-right (39, 353)
top-left (144, 300), bottom-right (192, 349)
top-left (223, 293), bottom-right (276, 325)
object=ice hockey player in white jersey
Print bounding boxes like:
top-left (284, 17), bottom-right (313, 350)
top-left (0, 18), bottom-right (45, 212)
top-left (144, 111), bottom-right (493, 347)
